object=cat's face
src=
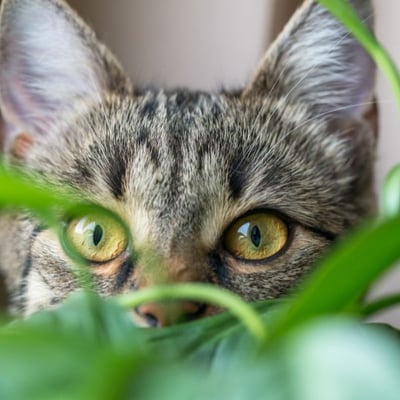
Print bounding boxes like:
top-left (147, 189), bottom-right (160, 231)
top-left (0, 0), bottom-right (376, 325)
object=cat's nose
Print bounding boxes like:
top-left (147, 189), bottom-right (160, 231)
top-left (135, 301), bottom-right (206, 327)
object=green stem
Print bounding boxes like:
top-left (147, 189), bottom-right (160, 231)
top-left (317, 0), bottom-right (400, 115)
top-left (116, 283), bottom-right (267, 343)
top-left (362, 294), bottom-right (400, 317)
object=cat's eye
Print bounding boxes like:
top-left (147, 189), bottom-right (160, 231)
top-left (66, 212), bottom-right (128, 263)
top-left (223, 211), bottom-right (289, 262)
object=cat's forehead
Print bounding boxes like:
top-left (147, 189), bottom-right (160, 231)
top-left (29, 88), bottom-right (361, 250)
top-left (73, 90), bottom-right (258, 229)
top-left (80, 89), bottom-right (310, 151)
top-left (66, 90), bottom-right (310, 208)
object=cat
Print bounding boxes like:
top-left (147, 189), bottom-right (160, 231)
top-left (0, 0), bottom-right (377, 327)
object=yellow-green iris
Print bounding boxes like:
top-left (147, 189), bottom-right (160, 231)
top-left (224, 212), bottom-right (288, 261)
top-left (66, 212), bottom-right (128, 262)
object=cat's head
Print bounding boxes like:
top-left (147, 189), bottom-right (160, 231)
top-left (0, 0), bottom-right (376, 325)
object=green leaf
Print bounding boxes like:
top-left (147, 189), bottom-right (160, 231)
top-left (0, 294), bottom-right (149, 400)
top-left (125, 319), bottom-right (400, 400)
top-left (13, 292), bottom-right (141, 349)
top-left (2, 294), bottom-right (400, 400)
top-left (269, 216), bottom-right (400, 339)
top-left (142, 299), bottom-right (280, 362)
top-left (0, 166), bottom-right (71, 222)
top-left (0, 331), bottom-right (89, 399)
top-left (0, 294), bottom-right (279, 399)
top-left (275, 319), bottom-right (400, 400)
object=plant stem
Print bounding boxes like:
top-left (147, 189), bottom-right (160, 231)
top-left (317, 0), bottom-right (400, 116)
top-left (362, 294), bottom-right (400, 317)
top-left (116, 283), bottom-right (267, 343)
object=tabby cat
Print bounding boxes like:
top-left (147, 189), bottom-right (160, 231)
top-left (0, 0), bottom-right (376, 326)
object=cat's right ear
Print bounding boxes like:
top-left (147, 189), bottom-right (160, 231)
top-left (0, 0), bottom-right (131, 158)
top-left (242, 0), bottom-right (375, 123)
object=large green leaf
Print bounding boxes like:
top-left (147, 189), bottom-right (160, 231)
top-left (129, 319), bottom-right (400, 400)
top-left (15, 292), bottom-right (278, 357)
top-left (0, 294), bottom-right (276, 399)
top-left (0, 166), bottom-right (71, 219)
top-left (2, 295), bottom-right (400, 400)
top-left (269, 216), bottom-right (400, 339)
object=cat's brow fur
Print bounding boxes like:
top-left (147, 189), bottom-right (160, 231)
top-left (0, 0), bottom-right (376, 319)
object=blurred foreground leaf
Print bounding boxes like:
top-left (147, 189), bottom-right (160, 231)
top-left (269, 216), bottom-right (400, 339)
top-left (2, 295), bottom-right (400, 400)
top-left (0, 166), bottom-right (72, 221)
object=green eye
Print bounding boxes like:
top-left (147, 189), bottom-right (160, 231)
top-left (66, 212), bottom-right (128, 262)
top-left (223, 212), bottom-right (289, 261)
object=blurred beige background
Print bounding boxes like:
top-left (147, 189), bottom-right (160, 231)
top-left (67, 0), bottom-right (400, 324)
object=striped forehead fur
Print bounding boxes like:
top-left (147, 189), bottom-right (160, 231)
top-left (27, 89), bottom-right (374, 251)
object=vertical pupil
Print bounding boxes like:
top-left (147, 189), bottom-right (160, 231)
top-left (92, 224), bottom-right (103, 246)
top-left (250, 225), bottom-right (261, 248)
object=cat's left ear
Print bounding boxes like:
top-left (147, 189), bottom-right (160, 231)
top-left (243, 0), bottom-right (375, 122)
top-left (0, 0), bottom-right (131, 157)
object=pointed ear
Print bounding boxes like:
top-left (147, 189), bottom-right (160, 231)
top-left (243, 0), bottom-right (375, 120)
top-left (0, 0), bottom-right (131, 149)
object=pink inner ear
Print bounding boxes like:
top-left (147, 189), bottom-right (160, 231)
top-left (11, 132), bottom-right (34, 160)
top-left (0, 61), bottom-right (60, 136)
top-left (0, 1), bottom-right (107, 139)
